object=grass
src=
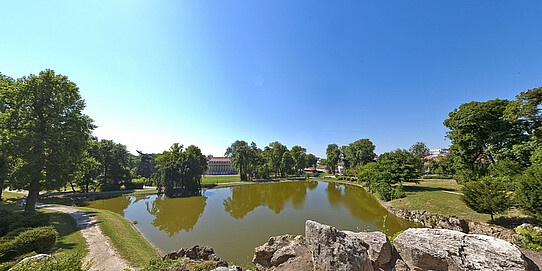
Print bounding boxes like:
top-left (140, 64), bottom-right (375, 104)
top-left (0, 200), bottom-right (87, 259)
top-left (389, 179), bottom-right (525, 225)
top-left (201, 175), bottom-right (241, 185)
top-left (1, 191), bottom-right (25, 201)
top-left (77, 206), bottom-right (159, 267)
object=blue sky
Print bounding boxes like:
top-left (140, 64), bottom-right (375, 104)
top-left (1, 1), bottom-right (541, 157)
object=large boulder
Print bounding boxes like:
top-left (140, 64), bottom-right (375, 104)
top-left (305, 220), bottom-right (373, 271)
top-left (393, 228), bottom-right (531, 271)
top-left (252, 234), bottom-right (313, 271)
top-left (344, 231), bottom-right (392, 267)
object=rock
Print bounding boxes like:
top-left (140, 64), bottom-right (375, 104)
top-left (9, 254), bottom-right (53, 270)
top-left (391, 259), bottom-right (410, 271)
top-left (211, 266), bottom-right (242, 271)
top-left (253, 234), bottom-right (313, 271)
top-left (394, 228), bottom-right (530, 271)
top-left (305, 220), bottom-right (373, 271)
top-left (345, 231), bottom-right (391, 267)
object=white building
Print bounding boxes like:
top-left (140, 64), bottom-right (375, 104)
top-left (205, 155), bottom-right (237, 175)
top-left (429, 148), bottom-right (450, 158)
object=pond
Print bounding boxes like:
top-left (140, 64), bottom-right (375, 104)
top-left (86, 181), bottom-right (417, 266)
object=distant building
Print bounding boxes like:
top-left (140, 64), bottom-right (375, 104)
top-left (316, 164), bottom-right (327, 173)
top-left (429, 148), bottom-right (450, 158)
top-left (337, 162), bottom-right (345, 175)
top-left (303, 167), bottom-right (318, 174)
top-left (205, 155), bottom-right (237, 175)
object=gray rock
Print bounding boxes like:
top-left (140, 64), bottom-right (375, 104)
top-left (253, 234), bottom-right (313, 271)
top-left (305, 220), bottom-right (373, 271)
top-left (394, 228), bottom-right (530, 271)
top-left (211, 266), bottom-right (242, 271)
top-left (345, 231), bottom-right (391, 266)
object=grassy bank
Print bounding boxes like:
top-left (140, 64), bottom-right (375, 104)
top-left (77, 206), bottom-right (159, 267)
top-left (388, 179), bottom-right (524, 224)
top-left (201, 175), bottom-right (240, 185)
top-left (0, 200), bottom-right (87, 259)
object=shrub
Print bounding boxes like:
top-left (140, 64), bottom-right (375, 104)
top-left (421, 175), bottom-right (453, 179)
top-left (516, 163), bottom-right (542, 220)
top-left (12, 226), bottom-right (58, 255)
top-left (461, 177), bottom-right (511, 222)
top-left (9, 253), bottom-right (90, 271)
top-left (1, 228), bottom-right (31, 242)
top-left (0, 213), bottom-right (50, 237)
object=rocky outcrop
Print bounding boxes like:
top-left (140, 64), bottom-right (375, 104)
top-left (305, 220), bottom-right (373, 271)
top-left (393, 228), bottom-right (530, 271)
top-left (252, 221), bottom-right (536, 271)
top-left (252, 234), bottom-right (313, 271)
top-left (386, 206), bottom-right (522, 243)
top-left (163, 245), bottom-right (229, 270)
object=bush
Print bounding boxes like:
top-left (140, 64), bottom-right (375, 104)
top-left (8, 253), bottom-right (90, 271)
top-left (125, 178), bottom-right (145, 190)
top-left (0, 213), bottom-right (50, 237)
top-left (12, 226), bottom-right (58, 255)
top-left (461, 177), bottom-right (511, 222)
top-left (1, 228), bottom-right (31, 242)
top-left (421, 175), bottom-right (453, 179)
top-left (516, 163), bottom-right (542, 220)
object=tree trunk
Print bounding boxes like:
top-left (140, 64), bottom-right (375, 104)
top-left (25, 179), bottom-right (40, 212)
top-left (70, 182), bottom-right (76, 193)
top-left (0, 180), bottom-right (4, 201)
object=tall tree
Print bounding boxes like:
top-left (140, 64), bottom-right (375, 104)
top-left (325, 144), bottom-right (341, 174)
top-left (461, 176), bottom-right (511, 222)
top-left (225, 140), bottom-right (251, 181)
top-left (342, 139), bottom-right (376, 169)
top-left (93, 139), bottom-right (132, 190)
top-left (280, 150), bottom-right (294, 177)
top-left (306, 154), bottom-right (318, 168)
top-left (444, 99), bottom-right (528, 183)
top-left (156, 143), bottom-right (207, 197)
top-left (0, 70), bottom-right (94, 211)
top-left (267, 141), bottom-right (287, 177)
top-left (135, 150), bottom-right (157, 179)
top-left (409, 141), bottom-right (429, 173)
top-left (290, 145), bottom-right (307, 175)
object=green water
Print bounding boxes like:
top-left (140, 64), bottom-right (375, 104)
top-left (86, 181), bottom-right (417, 266)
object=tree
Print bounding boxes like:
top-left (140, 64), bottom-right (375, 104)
top-left (93, 139), bottom-right (132, 190)
top-left (426, 154), bottom-right (455, 175)
top-left (325, 144), bottom-right (341, 174)
top-left (342, 139), bottom-right (376, 169)
top-left (0, 70), bottom-right (94, 211)
top-left (409, 142), bottom-right (429, 173)
top-left (280, 150), bottom-right (294, 177)
top-left (225, 140), bottom-right (251, 181)
top-left (156, 143), bottom-right (207, 197)
top-left (290, 145), bottom-right (307, 175)
top-left (377, 149), bottom-right (420, 184)
top-left (135, 151), bottom-right (157, 179)
top-left (306, 154), bottom-right (318, 168)
top-left (461, 176), bottom-right (511, 222)
top-left (0, 73), bottom-right (15, 201)
top-left (266, 141), bottom-right (287, 177)
top-left (515, 162), bottom-right (542, 220)
top-left (444, 99), bottom-right (529, 183)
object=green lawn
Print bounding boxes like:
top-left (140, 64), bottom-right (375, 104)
top-left (0, 201), bottom-right (87, 259)
top-left (389, 179), bottom-right (523, 224)
top-left (201, 175), bottom-right (240, 185)
top-left (77, 206), bottom-right (159, 267)
top-left (1, 191), bottom-right (25, 201)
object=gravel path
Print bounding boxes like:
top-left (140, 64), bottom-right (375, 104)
top-left (37, 203), bottom-right (133, 271)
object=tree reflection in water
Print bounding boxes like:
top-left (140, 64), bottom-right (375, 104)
top-left (325, 182), bottom-right (415, 230)
top-left (223, 181), bottom-right (318, 219)
top-left (146, 195), bottom-right (207, 237)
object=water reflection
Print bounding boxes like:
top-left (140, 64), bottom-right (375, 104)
top-left (146, 195), bottom-right (207, 236)
top-left (223, 181), bottom-right (318, 219)
top-left (325, 182), bottom-right (413, 230)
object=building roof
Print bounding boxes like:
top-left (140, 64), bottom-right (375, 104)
top-left (208, 157), bottom-right (231, 162)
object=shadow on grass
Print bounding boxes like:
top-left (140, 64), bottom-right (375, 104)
top-left (403, 185), bottom-right (457, 193)
top-left (493, 216), bottom-right (541, 229)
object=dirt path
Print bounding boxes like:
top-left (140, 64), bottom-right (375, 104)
top-left (37, 203), bottom-right (133, 271)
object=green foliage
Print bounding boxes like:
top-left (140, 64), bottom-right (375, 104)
top-left (420, 175), bottom-right (453, 179)
top-left (461, 177), bottom-right (512, 221)
top-left (377, 149), bottom-right (420, 184)
top-left (325, 144), bottom-right (341, 174)
top-left (141, 257), bottom-right (188, 271)
top-left (91, 139), bottom-right (133, 191)
top-left (156, 143), bottom-right (208, 197)
top-left (342, 139), bottom-right (376, 169)
top-left (12, 226), bottom-right (58, 255)
top-left (515, 163), bottom-right (542, 220)
top-left (0, 70), bottom-right (95, 211)
top-left (409, 141), bottom-right (429, 173)
top-left (290, 145), bottom-right (308, 174)
top-left (8, 253), bottom-right (89, 271)
top-left (515, 227), bottom-right (542, 252)
top-left (0, 212), bottom-right (50, 237)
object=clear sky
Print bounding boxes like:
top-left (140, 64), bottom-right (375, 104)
top-left (1, 1), bottom-right (541, 157)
